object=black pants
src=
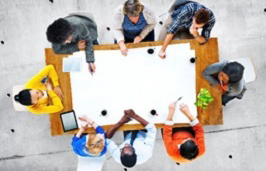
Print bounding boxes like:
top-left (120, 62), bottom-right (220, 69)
top-left (222, 95), bottom-right (236, 106)
top-left (114, 30), bottom-right (155, 44)
top-left (92, 40), bottom-right (99, 45)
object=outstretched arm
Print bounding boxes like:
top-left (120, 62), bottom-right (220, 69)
top-left (159, 34), bottom-right (174, 58)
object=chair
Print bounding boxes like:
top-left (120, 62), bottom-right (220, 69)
top-left (168, 0), bottom-right (192, 13)
top-left (12, 85), bottom-right (28, 111)
top-left (229, 57), bottom-right (256, 83)
top-left (77, 154), bottom-right (106, 171)
top-left (158, 0), bottom-right (194, 41)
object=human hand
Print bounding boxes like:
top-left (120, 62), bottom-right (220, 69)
top-left (88, 62), bottom-right (96, 73)
top-left (54, 86), bottom-right (64, 100)
top-left (169, 102), bottom-right (177, 115)
top-left (119, 41), bottom-right (128, 56)
top-left (45, 79), bottom-right (53, 91)
top-left (119, 114), bottom-right (131, 124)
top-left (189, 25), bottom-right (199, 37)
top-left (78, 40), bottom-right (86, 50)
top-left (180, 103), bottom-right (195, 121)
top-left (79, 115), bottom-right (93, 124)
top-left (124, 109), bottom-right (137, 119)
top-left (133, 36), bottom-right (143, 44)
top-left (179, 103), bottom-right (190, 115)
top-left (80, 122), bottom-right (89, 130)
top-left (158, 50), bottom-right (166, 59)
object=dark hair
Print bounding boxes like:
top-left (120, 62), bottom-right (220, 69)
top-left (194, 9), bottom-right (210, 24)
top-left (14, 89), bottom-right (32, 106)
top-left (46, 18), bottom-right (73, 44)
top-left (120, 152), bottom-right (137, 168)
top-left (180, 140), bottom-right (199, 160)
top-left (221, 62), bottom-right (245, 83)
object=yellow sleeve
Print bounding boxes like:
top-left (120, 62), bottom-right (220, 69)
top-left (28, 90), bottom-right (64, 114)
top-left (25, 65), bottom-right (59, 89)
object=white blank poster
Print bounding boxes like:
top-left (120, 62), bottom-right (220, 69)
top-left (70, 43), bottom-right (197, 126)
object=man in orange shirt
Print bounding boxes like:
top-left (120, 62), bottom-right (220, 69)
top-left (163, 102), bottom-right (205, 164)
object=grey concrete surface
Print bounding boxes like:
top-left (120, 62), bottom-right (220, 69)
top-left (0, 0), bottom-right (265, 171)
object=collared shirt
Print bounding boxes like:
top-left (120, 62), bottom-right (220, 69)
top-left (106, 123), bottom-right (157, 165)
top-left (167, 2), bottom-right (215, 40)
top-left (71, 126), bottom-right (107, 157)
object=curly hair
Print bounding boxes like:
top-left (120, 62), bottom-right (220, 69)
top-left (123, 0), bottom-right (144, 17)
top-left (46, 18), bottom-right (73, 44)
top-left (194, 9), bottom-right (210, 24)
top-left (87, 134), bottom-right (105, 156)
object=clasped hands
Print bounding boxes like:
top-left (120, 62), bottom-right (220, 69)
top-left (45, 78), bottom-right (64, 101)
top-left (119, 109), bottom-right (137, 124)
top-left (78, 115), bottom-right (95, 130)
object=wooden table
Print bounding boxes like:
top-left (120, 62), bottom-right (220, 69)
top-left (45, 38), bottom-right (223, 136)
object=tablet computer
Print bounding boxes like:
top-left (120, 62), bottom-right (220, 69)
top-left (60, 110), bottom-right (79, 132)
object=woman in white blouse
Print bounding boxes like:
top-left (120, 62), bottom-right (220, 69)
top-left (113, 0), bottom-right (156, 56)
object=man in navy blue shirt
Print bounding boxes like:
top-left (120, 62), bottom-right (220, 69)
top-left (158, 2), bottom-right (215, 58)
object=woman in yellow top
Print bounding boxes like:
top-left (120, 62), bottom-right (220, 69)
top-left (14, 65), bottom-right (64, 114)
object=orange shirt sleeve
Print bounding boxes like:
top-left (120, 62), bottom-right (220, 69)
top-left (163, 124), bottom-right (179, 156)
top-left (192, 123), bottom-right (205, 156)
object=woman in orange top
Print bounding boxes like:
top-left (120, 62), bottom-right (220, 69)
top-left (14, 65), bottom-right (64, 114)
top-left (163, 102), bottom-right (205, 164)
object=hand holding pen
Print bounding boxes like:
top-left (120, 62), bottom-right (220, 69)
top-left (88, 62), bottom-right (96, 75)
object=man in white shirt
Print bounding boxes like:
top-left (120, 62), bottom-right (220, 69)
top-left (106, 109), bottom-right (157, 168)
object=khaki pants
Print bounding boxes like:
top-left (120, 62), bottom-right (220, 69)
top-left (158, 15), bottom-right (194, 41)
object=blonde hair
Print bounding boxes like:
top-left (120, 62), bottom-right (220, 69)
top-left (123, 0), bottom-right (144, 17)
top-left (87, 133), bottom-right (104, 156)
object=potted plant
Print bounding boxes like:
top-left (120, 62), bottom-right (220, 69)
top-left (195, 88), bottom-right (214, 110)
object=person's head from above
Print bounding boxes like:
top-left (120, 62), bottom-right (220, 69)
top-left (179, 139), bottom-right (199, 160)
top-left (123, 0), bottom-right (144, 24)
top-left (192, 9), bottom-right (210, 30)
top-left (219, 62), bottom-right (245, 85)
top-left (46, 18), bottom-right (73, 44)
top-left (86, 133), bottom-right (105, 156)
top-left (120, 143), bottom-right (137, 168)
top-left (14, 89), bottom-right (44, 106)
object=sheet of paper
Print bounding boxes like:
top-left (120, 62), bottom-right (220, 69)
top-left (63, 57), bottom-right (82, 72)
top-left (70, 43), bottom-right (197, 126)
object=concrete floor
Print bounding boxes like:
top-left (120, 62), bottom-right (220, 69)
top-left (0, 0), bottom-right (266, 170)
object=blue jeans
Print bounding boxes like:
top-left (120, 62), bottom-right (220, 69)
top-left (92, 40), bottom-right (99, 45)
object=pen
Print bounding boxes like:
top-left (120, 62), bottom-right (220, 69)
top-left (174, 96), bottom-right (183, 105)
top-left (89, 63), bottom-right (93, 76)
